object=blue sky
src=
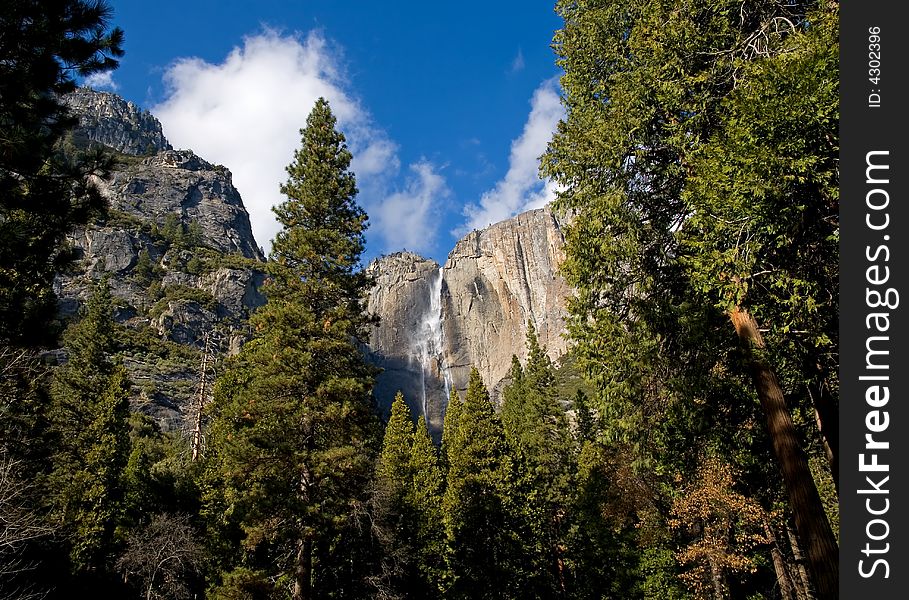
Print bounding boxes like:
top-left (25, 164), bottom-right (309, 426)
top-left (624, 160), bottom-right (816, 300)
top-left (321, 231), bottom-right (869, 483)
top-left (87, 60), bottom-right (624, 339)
top-left (95, 1), bottom-right (565, 264)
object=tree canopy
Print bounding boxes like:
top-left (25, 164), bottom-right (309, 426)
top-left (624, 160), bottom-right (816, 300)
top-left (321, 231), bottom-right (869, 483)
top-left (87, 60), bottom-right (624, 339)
top-left (204, 97), bottom-right (380, 600)
top-left (0, 0), bottom-right (124, 344)
top-left (542, 0), bottom-right (839, 596)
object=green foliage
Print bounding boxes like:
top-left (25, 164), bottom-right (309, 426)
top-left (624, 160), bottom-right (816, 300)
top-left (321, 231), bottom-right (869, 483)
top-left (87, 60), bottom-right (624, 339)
top-left (133, 247), bottom-right (157, 284)
top-left (0, 348), bottom-right (53, 467)
top-left (0, 0), bottom-right (123, 345)
top-left (408, 415), bottom-right (445, 590)
top-left (204, 97), bottom-right (379, 598)
top-left (147, 284), bottom-right (218, 318)
top-left (442, 368), bottom-right (521, 598)
top-left (678, 5), bottom-right (840, 477)
top-left (151, 214), bottom-right (206, 253)
top-left (159, 214), bottom-right (185, 247)
top-left (174, 246), bottom-right (262, 276)
top-left (48, 281), bottom-right (132, 574)
top-left (117, 322), bottom-right (199, 363)
top-left (372, 394), bottom-right (445, 598)
top-left (542, 0), bottom-right (840, 596)
top-left (372, 392), bottom-right (444, 598)
top-left (440, 386), bottom-right (462, 473)
top-left (377, 392), bottom-right (414, 487)
top-left (501, 324), bottom-right (576, 596)
top-left (102, 208), bottom-right (148, 231)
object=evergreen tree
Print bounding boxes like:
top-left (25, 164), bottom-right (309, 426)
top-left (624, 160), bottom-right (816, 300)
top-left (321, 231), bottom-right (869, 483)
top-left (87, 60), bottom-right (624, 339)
top-left (571, 389), bottom-right (595, 446)
top-left (372, 392), bottom-right (416, 596)
top-left (48, 280), bottom-right (131, 577)
top-left (440, 386), bottom-right (462, 473)
top-left (542, 0), bottom-right (838, 596)
top-left (371, 394), bottom-right (446, 599)
top-left (408, 415), bottom-right (445, 595)
top-left (442, 368), bottom-right (520, 599)
top-left (0, 1), bottom-right (123, 345)
top-left (204, 98), bottom-right (379, 600)
top-left (501, 324), bottom-right (575, 597)
top-left (679, 7), bottom-right (841, 593)
top-left (570, 440), bottom-right (653, 599)
top-left (377, 392), bottom-right (414, 488)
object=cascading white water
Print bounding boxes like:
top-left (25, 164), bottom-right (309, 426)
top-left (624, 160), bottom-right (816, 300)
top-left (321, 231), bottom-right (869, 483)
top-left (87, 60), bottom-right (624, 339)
top-left (413, 267), bottom-right (449, 418)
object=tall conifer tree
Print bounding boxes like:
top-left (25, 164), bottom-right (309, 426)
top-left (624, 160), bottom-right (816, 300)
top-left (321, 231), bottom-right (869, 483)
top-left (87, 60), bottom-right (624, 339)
top-left (0, 1), bottom-right (123, 345)
top-left (49, 280), bottom-right (131, 576)
top-left (442, 368), bottom-right (520, 599)
top-left (204, 98), bottom-right (378, 600)
top-left (409, 415), bottom-right (445, 594)
top-left (373, 392), bottom-right (416, 596)
top-left (440, 387), bottom-right (462, 473)
top-left (501, 324), bottom-right (574, 597)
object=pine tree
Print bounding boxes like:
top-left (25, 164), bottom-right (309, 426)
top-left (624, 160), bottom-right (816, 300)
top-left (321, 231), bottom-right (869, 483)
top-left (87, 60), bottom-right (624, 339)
top-left (0, 1), bottom-right (123, 345)
top-left (372, 394), bottom-right (446, 598)
top-left (501, 324), bottom-right (575, 597)
top-left (204, 98), bottom-right (379, 600)
top-left (572, 389), bottom-right (595, 445)
top-left (440, 386), bottom-right (462, 473)
top-left (442, 368), bottom-right (520, 599)
top-left (48, 280), bottom-right (131, 576)
top-left (377, 392), bottom-right (414, 487)
top-left (408, 415), bottom-right (445, 596)
top-left (373, 392), bottom-right (416, 596)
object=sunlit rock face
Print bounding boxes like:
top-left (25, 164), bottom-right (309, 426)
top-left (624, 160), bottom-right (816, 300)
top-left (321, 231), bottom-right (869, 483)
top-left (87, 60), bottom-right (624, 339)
top-left (63, 87), bottom-right (172, 156)
top-left (365, 253), bottom-right (449, 437)
top-left (365, 206), bottom-right (571, 438)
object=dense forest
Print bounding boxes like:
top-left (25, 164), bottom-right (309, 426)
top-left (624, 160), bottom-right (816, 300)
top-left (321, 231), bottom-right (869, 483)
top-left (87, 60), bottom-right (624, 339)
top-left (1, 1), bottom-right (838, 599)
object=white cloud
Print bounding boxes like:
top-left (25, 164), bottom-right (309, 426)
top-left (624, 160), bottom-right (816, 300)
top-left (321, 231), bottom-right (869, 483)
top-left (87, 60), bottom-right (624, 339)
top-left (371, 161), bottom-right (449, 255)
top-left (84, 71), bottom-right (118, 91)
top-left (459, 78), bottom-right (564, 234)
top-left (151, 30), bottom-right (440, 256)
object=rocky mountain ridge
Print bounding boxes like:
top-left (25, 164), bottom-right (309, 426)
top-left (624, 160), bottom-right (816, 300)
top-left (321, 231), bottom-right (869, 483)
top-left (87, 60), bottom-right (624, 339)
top-left (63, 88), bottom-right (172, 156)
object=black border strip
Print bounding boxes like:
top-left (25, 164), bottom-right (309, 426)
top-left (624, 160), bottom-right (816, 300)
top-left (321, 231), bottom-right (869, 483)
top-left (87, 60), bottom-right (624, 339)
top-left (840, 2), bottom-right (907, 596)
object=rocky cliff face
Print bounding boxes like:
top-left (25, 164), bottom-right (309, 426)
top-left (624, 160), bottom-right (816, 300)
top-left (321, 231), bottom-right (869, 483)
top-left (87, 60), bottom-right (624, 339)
top-left (64, 88), bottom-right (172, 155)
top-left (365, 253), bottom-right (448, 435)
top-left (56, 88), bottom-right (265, 430)
top-left (365, 207), bottom-right (571, 436)
top-left (441, 206), bottom-right (571, 394)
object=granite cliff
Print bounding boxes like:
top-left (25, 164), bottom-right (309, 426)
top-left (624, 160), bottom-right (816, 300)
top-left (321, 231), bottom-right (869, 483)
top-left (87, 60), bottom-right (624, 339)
top-left (365, 207), bottom-right (571, 436)
top-left (63, 88), bottom-right (173, 156)
top-left (56, 88), bottom-right (265, 430)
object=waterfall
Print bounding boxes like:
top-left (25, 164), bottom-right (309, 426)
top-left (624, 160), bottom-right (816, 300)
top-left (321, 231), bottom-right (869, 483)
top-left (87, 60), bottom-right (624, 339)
top-left (414, 267), bottom-right (449, 418)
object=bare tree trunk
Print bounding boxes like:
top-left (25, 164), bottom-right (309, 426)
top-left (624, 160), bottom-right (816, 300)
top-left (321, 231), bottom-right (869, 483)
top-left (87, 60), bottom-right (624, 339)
top-left (728, 307), bottom-right (838, 600)
top-left (788, 525), bottom-right (816, 600)
top-left (292, 537), bottom-right (313, 600)
top-left (190, 332), bottom-right (212, 462)
top-left (764, 519), bottom-right (796, 600)
top-left (708, 554), bottom-right (727, 600)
